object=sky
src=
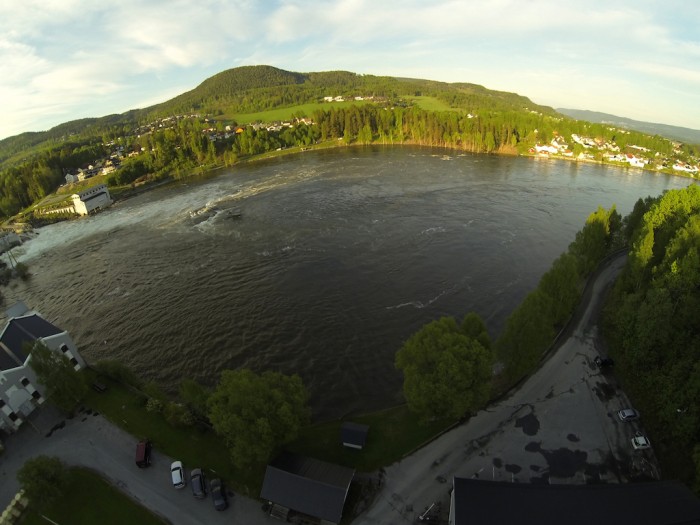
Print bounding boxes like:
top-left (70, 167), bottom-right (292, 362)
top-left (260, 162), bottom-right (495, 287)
top-left (1, 0), bottom-right (699, 140)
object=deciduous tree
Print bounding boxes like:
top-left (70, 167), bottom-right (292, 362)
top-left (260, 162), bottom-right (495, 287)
top-left (17, 456), bottom-right (68, 511)
top-left (26, 341), bottom-right (87, 413)
top-left (395, 315), bottom-right (493, 422)
top-left (207, 369), bottom-right (310, 468)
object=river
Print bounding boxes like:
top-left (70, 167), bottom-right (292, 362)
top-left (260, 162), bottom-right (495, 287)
top-left (3, 146), bottom-right (691, 419)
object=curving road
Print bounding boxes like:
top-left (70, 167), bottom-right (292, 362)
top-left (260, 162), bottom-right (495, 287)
top-left (357, 252), bottom-right (659, 524)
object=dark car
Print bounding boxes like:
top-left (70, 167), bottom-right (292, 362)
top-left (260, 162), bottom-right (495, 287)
top-left (210, 478), bottom-right (229, 511)
top-left (594, 356), bottom-right (614, 368)
top-left (135, 440), bottom-right (152, 468)
top-left (190, 468), bottom-right (207, 499)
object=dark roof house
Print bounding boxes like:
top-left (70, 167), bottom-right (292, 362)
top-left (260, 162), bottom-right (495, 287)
top-left (0, 314), bottom-right (63, 372)
top-left (341, 421), bottom-right (369, 449)
top-left (260, 452), bottom-right (355, 524)
top-left (450, 478), bottom-right (700, 525)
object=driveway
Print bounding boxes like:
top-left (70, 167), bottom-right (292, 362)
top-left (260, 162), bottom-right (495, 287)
top-left (357, 252), bottom-right (659, 524)
top-left (0, 408), bottom-right (276, 525)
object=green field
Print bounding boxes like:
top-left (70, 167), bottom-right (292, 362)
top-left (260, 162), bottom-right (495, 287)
top-left (407, 96), bottom-right (458, 112)
top-left (220, 97), bottom-right (456, 124)
top-left (19, 468), bottom-right (166, 525)
top-left (220, 100), bottom-right (366, 124)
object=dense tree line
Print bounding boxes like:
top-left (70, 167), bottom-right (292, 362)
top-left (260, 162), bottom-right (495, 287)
top-left (603, 185), bottom-right (700, 491)
top-left (496, 205), bottom-right (621, 382)
top-left (394, 205), bottom-right (621, 423)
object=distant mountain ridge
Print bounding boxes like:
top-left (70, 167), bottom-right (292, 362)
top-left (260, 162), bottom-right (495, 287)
top-left (557, 108), bottom-right (700, 145)
top-left (0, 65), bottom-right (557, 166)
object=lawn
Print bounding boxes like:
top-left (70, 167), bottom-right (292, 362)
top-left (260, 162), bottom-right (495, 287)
top-left (286, 405), bottom-right (455, 472)
top-left (83, 369), bottom-right (455, 496)
top-left (83, 371), bottom-right (265, 496)
top-left (18, 467), bottom-right (166, 525)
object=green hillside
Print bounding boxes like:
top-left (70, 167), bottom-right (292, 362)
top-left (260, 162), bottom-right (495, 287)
top-left (0, 65), bottom-right (698, 222)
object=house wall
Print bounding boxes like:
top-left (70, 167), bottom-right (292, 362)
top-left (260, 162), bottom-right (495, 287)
top-left (72, 184), bottom-right (113, 216)
top-left (0, 332), bottom-right (84, 433)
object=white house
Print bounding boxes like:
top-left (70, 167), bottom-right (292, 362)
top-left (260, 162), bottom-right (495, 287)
top-left (71, 184), bottom-right (113, 216)
top-left (0, 302), bottom-right (85, 433)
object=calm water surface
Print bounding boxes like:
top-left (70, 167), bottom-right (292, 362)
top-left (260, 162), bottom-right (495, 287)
top-left (5, 147), bottom-right (691, 418)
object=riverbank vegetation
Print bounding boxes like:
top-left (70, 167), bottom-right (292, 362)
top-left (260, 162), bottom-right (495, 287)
top-left (602, 185), bottom-right (700, 492)
top-left (497, 205), bottom-right (622, 383)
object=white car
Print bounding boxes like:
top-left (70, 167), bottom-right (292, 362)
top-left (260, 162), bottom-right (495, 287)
top-left (618, 408), bottom-right (640, 421)
top-left (171, 461), bottom-right (186, 488)
top-left (631, 435), bottom-right (651, 450)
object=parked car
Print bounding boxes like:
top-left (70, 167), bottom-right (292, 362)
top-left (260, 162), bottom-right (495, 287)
top-left (190, 468), bottom-right (207, 499)
top-left (594, 356), bottom-right (615, 368)
top-left (618, 408), bottom-right (640, 421)
top-left (210, 478), bottom-right (229, 511)
top-left (135, 440), bottom-right (152, 468)
top-left (632, 433), bottom-right (651, 450)
top-left (170, 461), bottom-right (186, 488)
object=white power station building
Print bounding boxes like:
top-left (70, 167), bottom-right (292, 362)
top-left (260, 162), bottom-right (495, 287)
top-left (71, 184), bottom-right (113, 216)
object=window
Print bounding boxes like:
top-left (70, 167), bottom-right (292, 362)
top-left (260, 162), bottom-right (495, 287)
top-left (8, 412), bottom-right (17, 421)
top-left (0, 400), bottom-right (5, 408)
top-left (60, 344), bottom-right (69, 353)
top-left (32, 391), bottom-right (42, 400)
top-left (70, 358), bottom-right (78, 366)
top-left (21, 377), bottom-right (30, 386)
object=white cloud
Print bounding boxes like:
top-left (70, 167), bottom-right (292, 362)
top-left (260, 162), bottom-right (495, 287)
top-left (1, 0), bottom-right (700, 138)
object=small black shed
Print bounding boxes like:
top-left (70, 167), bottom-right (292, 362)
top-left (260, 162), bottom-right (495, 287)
top-left (341, 422), bottom-right (369, 449)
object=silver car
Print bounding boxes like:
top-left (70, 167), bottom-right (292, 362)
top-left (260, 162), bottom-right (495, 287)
top-left (618, 408), bottom-right (640, 421)
top-left (190, 468), bottom-right (207, 499)
top-left (170, 461), bottom-right (186, 489)
top-left (632, 434), bottom-right (651, 450)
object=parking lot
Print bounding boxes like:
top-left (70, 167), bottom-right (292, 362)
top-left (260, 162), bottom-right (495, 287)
top-left (0, 406), bottom-right (276, 525)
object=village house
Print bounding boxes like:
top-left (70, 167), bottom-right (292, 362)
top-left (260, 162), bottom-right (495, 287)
top-left (0, 302), bottom-right (85, 433)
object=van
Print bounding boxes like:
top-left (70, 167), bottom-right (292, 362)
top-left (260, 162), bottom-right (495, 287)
top-left (135, 440), bottom-right (152, 468)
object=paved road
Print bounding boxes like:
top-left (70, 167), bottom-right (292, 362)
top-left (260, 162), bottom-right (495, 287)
top-left (0, 407), bottom-right (276, 524)
top-left (357, 252), bottom-right (658, 524)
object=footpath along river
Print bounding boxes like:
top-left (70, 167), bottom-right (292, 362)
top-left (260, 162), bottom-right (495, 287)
top-left (3, 146), bottom-right (691, 419)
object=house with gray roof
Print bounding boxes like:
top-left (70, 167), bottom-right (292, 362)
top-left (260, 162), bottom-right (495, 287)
top-left (260, 451), bottom-right (355, 525)
top-left (449, 477), bottom-right (700, 525)
top-left (0, 302), bottom-right (84, 433)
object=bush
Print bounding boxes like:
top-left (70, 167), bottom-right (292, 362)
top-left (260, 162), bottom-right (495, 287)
top-left (93, 360), bottom-right (143, 388)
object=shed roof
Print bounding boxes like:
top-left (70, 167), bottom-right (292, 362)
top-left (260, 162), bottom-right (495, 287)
top-left (260, 452), bottom-right (355, 524)
top-left (341, 421), bottom-right (369, 447)
top-left (452, 478), bottom-right (700, 525)
top-left (0, 314), bottom-right (64, 371)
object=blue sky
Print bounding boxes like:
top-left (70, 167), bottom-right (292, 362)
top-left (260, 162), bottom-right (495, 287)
top-left (1, 0), bottom-right (699, 140)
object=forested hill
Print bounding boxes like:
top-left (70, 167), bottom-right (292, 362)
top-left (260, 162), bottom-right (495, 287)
top-left (557, 108), bottom-right (700, 145)
top-left (145, 65), bottom-right (558, 119)
top-left (0, 65), bottom-right (556, 166)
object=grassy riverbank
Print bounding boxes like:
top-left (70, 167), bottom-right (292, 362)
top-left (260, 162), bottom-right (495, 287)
top-left (82, 368), bottom-right (455, 497)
